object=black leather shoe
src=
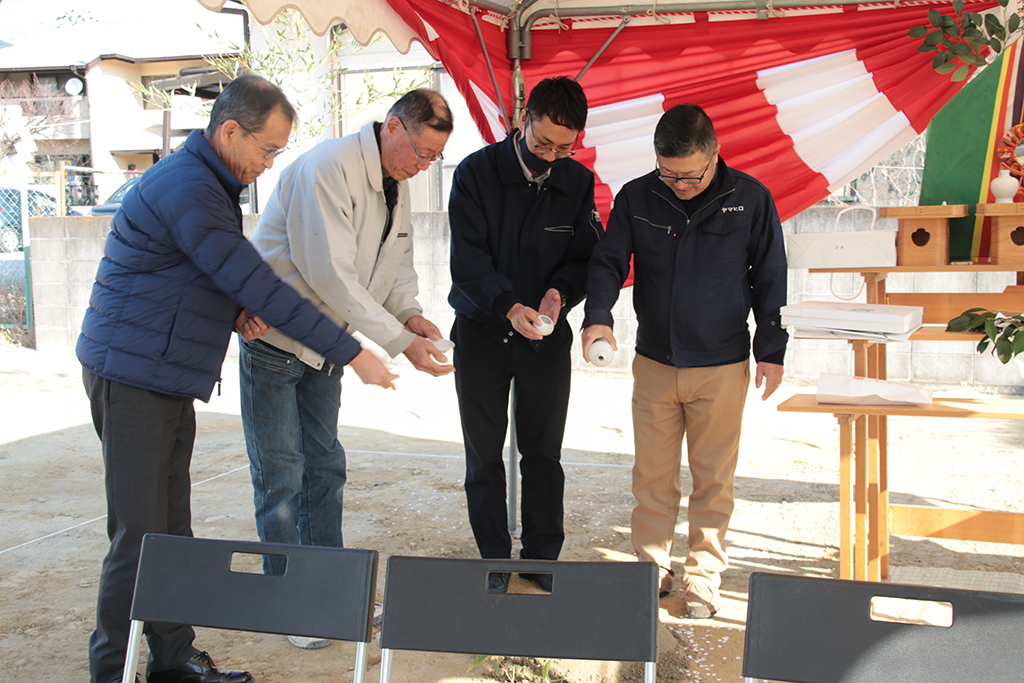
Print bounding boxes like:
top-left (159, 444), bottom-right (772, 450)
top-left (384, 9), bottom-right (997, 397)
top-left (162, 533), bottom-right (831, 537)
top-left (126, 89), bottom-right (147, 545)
top-left (487, 572), bottom-right (510, 593)
top-left (146, 651), bottom-right (253, 683)
top-left (520, 572), bottom-right (553, 593)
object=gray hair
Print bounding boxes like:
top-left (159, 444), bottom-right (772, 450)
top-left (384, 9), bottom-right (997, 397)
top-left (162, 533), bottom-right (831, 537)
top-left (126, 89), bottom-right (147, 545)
top-left (207, 74), bottom-right (296, 135)
top-left (654, 104), bottom-right (717, 159)
top-left (387, 89), bottom-right (453, 135)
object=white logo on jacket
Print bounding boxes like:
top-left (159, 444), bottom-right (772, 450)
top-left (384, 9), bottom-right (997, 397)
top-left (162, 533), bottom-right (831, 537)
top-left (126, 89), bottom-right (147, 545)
top-left (722, 206), bottom-right (745, 213)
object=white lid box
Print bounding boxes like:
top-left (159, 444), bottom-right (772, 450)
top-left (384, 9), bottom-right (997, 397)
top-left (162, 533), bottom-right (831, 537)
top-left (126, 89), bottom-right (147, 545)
top-left (781, 301), bottom-right (923, 334)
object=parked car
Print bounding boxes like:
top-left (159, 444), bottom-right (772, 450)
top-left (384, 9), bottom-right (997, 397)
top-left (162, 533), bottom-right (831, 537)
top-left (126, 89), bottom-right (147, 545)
top-left (0, 187), bottom-right (81, 253)
top-left (90, 176), bottom-right (249, 217)
top-left (90, 176), bottom-right (142, 216)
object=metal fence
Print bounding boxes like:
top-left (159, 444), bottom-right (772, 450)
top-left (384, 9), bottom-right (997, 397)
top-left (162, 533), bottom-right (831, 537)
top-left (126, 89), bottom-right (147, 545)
top-left (0, 177), bottom-right (60, 344)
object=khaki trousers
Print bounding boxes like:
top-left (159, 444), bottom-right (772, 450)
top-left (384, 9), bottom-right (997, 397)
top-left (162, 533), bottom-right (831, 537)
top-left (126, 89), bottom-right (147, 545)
top-left (630, 355), bottom-right (749, 589)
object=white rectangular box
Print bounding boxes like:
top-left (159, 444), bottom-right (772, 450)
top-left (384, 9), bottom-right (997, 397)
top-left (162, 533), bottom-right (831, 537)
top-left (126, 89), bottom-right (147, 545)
top-left (781, 301), bottom-right (923, 334)
top-left (785, 230), bottom-right (897, 269)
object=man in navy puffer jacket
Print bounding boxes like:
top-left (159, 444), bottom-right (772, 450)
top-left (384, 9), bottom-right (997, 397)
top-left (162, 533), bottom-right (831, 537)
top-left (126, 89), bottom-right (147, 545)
top-left (77, 75), bottom-right (396, 683)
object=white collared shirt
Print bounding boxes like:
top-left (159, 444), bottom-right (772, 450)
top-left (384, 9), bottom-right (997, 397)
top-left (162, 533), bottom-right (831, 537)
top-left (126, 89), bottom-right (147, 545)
top-left (513, 128), bottom-right (551, 186)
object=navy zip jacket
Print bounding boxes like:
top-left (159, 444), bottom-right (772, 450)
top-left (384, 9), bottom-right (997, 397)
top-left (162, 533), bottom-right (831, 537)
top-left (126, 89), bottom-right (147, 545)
top-left (448, 130), bottom-right (601, 342)
top-left (77, 130), bottom-right (363, 401)
top-left (584, 157), bottom-right (788, 368)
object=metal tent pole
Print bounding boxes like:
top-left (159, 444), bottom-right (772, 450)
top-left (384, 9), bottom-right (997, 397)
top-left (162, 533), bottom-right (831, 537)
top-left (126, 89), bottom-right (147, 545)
top-left (508, 378), bottom-right (518, 533)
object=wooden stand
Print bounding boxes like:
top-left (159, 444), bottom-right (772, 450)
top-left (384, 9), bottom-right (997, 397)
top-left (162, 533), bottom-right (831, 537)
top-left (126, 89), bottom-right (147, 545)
top-left (778, 395), bottom-right (1024, 581)
top-left (977, 203), bottom-right (1024, 267)
top-left (794, 263), bottom-right (1024, 582)
top-left (878, 205), bottom-right (966, 266)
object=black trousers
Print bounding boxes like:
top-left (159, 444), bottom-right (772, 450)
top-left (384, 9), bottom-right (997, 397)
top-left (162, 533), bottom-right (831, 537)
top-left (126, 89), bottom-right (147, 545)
top-left (451, 318), bottom-right (571, 561)
top-left (83, 369), bottom-right (199, 683)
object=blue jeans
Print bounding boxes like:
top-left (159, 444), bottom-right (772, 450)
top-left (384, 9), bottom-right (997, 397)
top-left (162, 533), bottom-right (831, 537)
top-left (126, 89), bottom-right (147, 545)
top-left (239, 337), bottom-right (346, 575)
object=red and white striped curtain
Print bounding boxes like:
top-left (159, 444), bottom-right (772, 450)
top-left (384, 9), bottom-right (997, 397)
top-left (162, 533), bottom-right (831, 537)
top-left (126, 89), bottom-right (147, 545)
top-left (387, 1), bottom-right (997, 223)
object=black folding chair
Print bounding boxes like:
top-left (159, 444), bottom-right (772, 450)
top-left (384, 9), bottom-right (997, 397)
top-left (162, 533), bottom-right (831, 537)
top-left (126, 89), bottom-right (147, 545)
top-left (743, 571), bottom-right (1024, 683)
top-left (124, 534), bottom-right (378, 683)
top-left (378, 556), bottom-right (659, 683)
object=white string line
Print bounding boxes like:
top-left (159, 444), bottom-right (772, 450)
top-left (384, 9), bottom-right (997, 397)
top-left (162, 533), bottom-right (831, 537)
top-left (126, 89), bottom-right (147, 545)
top-left (0, 465), bottom-right (251, 556)
top-left (12, 448), bottom-right (1014, 556)
top-left (0, 515), bottom-right (107, 556)
top-left (0, 451), bottom-right (632, 555)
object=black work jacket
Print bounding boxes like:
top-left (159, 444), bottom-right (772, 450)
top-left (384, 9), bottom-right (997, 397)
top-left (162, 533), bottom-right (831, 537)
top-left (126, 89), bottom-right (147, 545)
top-left (584, 157), bottom-right (788, 367)
top-left (448, 130), bottom-right (601, 344)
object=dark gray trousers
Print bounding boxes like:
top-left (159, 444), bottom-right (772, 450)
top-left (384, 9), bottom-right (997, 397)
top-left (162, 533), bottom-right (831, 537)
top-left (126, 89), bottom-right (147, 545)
top-left (451, 318), bottom-right (571, 562)
top-left (83, 369), bottom-right (199, 683)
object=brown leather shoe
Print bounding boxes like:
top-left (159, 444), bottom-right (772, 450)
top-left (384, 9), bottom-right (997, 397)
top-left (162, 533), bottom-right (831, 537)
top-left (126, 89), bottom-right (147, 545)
top-left (146, 651), bottom-right (252, 683)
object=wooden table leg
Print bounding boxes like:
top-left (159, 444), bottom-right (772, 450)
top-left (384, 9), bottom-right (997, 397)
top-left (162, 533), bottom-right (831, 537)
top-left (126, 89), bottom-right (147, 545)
top-left (854, 412), bottom-right (868, 580)
top-left (837, 414), bottom-right (854, 580)
top-left (867, 343), bottom-right (882, 582)
top-left (878, 373), bottom-right (889, 577)
top-left (849, 341), bottom-right (870, 580)
top-left (863, 273), bottom-right (890, 580)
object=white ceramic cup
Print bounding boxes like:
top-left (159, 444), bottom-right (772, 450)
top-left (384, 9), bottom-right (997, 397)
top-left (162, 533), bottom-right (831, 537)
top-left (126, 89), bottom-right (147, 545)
top-left (589, 338), bottom-right (614, 367)
top-left (532, 315), bottom-right (554, 336)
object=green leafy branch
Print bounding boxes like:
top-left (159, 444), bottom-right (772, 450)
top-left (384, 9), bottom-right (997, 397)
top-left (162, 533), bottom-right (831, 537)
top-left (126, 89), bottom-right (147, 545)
top-left (946, 307), bottom-right (1024, 363)
top-left (909, 0), bottom-right (1022, 81)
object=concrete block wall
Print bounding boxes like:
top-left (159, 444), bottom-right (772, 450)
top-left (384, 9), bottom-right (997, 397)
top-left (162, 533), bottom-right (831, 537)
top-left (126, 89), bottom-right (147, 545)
top-left (30, 216), bottom-right (110, 352)
top-left (26, 208), bottom-right (1024, 393)
top-left (29, 214), bottom-right (261, 355)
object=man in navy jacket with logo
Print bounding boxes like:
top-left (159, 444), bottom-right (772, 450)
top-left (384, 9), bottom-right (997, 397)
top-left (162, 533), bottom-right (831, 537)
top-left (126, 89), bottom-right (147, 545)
top-left (77, 75), bottom-right (395, 683)
top-left (582, 104), bottom-right (788, 619)
top-left (448, 77), bottom-right (601, 593)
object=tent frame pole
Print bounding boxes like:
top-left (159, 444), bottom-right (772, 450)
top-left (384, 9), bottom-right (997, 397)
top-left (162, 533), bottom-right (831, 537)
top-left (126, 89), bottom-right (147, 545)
top-left (575, 16), bottom-right (631, 82)
top-left (469, 0), bottom-right (898, 60)
top-left (471, 6), bottom-right (512, 134)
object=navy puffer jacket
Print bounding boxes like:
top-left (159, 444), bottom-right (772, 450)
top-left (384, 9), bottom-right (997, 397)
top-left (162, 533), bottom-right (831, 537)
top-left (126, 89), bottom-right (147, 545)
top-left (77, 130), bottom-right (362, 401)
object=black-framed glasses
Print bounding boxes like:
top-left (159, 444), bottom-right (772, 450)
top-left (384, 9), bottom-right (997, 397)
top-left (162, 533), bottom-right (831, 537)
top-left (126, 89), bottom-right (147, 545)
top-left (398, 118), bottom-right (444, 163)
top-left (526, 114), bottom-right (579, 158)
top-left (239, 123), bottom-right (287, 159)
top-left (656, 155), bottom-right (714, 185)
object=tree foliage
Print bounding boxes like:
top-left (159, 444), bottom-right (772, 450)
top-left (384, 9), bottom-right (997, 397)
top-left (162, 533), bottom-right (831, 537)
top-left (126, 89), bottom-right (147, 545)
top-left (0, 77), bottom-right (77, 165)
top-left (203, 8), bottom-right (431, 150)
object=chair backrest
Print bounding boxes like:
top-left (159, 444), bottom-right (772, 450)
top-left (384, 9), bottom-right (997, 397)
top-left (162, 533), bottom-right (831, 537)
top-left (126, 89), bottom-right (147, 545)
top-left (379, 556), bottom-right (658, 661)
top-left (130, 534), bottom-right (378, 641)
top-left (743, 572), bottom-right (1024, 683)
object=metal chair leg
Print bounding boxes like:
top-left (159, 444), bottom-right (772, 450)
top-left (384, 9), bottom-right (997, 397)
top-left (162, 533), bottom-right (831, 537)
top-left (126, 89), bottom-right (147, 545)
top-left (379, 647), bottom-right (393, 683)
top-left (122, 618), bottom-right (143, 683)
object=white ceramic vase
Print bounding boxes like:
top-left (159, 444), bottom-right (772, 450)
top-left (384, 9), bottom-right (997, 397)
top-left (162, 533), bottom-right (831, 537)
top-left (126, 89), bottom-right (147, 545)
top-left (991, 168), bottom-right (1019, 204)
top-left (589, 338), bottom-right (614, 367)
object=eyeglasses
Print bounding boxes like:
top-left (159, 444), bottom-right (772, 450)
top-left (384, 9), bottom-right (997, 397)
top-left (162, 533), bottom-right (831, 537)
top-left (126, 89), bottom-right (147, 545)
top-left (398, 118), bottom-right (444, 163)
top-left (526, 115), bottom-right (579, 158)
top-left (239, 124), bottom-right (287, 160)
top-left (656, 155), bottom-right (714, 185)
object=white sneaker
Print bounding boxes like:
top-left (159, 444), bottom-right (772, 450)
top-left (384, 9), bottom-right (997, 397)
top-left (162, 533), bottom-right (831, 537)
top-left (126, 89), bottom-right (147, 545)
top-left (287, 635), bottom-right (332, 650)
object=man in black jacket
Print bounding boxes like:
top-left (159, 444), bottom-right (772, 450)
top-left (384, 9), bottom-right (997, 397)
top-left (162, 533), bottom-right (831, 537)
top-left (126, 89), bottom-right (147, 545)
top-left (448, 77), bottom-right (601, 592)
top-left (583, 103), bottom-right (788, 618)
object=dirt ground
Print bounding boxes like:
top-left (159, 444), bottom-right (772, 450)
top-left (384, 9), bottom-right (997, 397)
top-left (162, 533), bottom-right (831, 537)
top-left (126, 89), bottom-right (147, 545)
top-left (2, 341), bottom-right (1024, 683)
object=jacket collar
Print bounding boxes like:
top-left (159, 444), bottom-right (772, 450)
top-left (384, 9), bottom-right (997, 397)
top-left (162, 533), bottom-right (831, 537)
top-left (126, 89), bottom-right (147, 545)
top-left (496, 130), bottom-right (574, 194)
top-left (187, 129), bottom-right (247, 200)
top-left (650, 155), bottom-right (736, 216)
top-left (359, 120), bottom-right (386, 193)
